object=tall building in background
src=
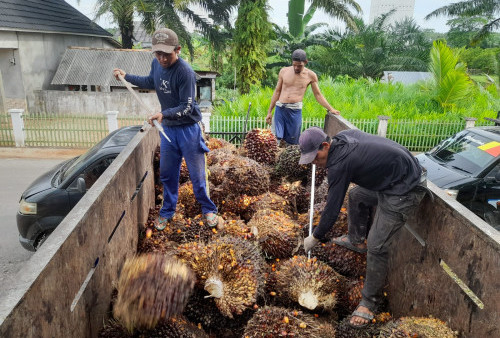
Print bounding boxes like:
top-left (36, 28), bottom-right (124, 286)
top-left (369, 0), bottom-right (415, 25)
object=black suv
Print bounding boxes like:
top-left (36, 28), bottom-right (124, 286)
top-left (17, 125), bottom-right (141, 251)
top-left (416, 126), bottom-right (500, 230)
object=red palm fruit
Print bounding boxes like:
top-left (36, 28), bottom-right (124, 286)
top-left (312, 240), bottom-right (367, 278)
top-left (243, 128), bottom-right (278, 165)
top-left (243, 306), bottom-right (336, 338)
top-left (177, 182), bottom-right (202, 218)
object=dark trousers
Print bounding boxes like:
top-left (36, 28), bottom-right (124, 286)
top-left (347, 183), bottom-right (426, 311)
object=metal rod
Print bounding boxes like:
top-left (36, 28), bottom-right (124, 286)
top-left (308, 164), bottom-right (316, 259)
top-left (117, 74), bottom-right (171, 142)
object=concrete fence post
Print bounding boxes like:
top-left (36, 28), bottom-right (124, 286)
top-left (201, 111), bottom-right (211, 133)
top-left (464, 117), bottom-right (477, 129)
top-left (9, 109), bottom-right (25, 147)
top-left (377, 115), bottom-right (391, 138)
top-left (106, 111), bottom-right (119, 132)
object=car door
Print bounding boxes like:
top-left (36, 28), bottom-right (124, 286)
top-left (67, 155), bottom-right (117, 207)
top-left (481, 162), bottom-right (500, 208)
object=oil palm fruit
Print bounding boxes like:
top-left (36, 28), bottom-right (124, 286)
top-left (312, 240), bottom-right (367, 278)
top-left (274, 180), bottom-right (310, 214)
top-left (273, 145), bottom-right (309, 182)
top-left (222, 156), bottom-right (270, 196)
top-left (378, 316), bottom-right (457, 337)
top-left (113, 254), bottom-right (195, 331)
top-left (177, 182), bottom-right (202, 218)
top-left (335, 314), bottom-right (390, 338)
top-left (242, 192), bottom-right (295, 221)
top-left (243, 128), bottom-right (278, 165)
top-left (243, 306), bottom-right (336, 338)
top-left (247, 210), bottom-right (302, 259)
top-left (273, 255), bottom-right (344, 312)
top-left (176, 236), bottom-right (264, 318)
top-left (206, 137), bottom-right (236, 152)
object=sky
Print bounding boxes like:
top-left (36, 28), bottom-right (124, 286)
top-left (66, 0), bottom-right (455, 33)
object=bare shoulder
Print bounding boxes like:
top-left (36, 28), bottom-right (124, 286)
top-left (306, 68), bottom-right (318, 82)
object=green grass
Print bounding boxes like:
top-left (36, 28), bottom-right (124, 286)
top-left (214, 76), bottom-right (500, 122)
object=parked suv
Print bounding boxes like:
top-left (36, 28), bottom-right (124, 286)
top-left (416, 126), bottom-right (500, 230)
top-left (17, 125), bottom-right (141, 251)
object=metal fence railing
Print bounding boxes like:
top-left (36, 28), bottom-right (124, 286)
top-left (0, 114), bottom-right (494, 151)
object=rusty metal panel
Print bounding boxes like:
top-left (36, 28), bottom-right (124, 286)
top-left (0, 126), bottom-right (159, 337)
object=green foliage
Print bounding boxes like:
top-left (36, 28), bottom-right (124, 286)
top-left (233, 0), bottom-right (271, 94)
top-left (213, 76), bottom-right (499, 122)
top-left (459, 47), bottom-right (500, 74)
top-left (427, 40), bottom-right (472, 109)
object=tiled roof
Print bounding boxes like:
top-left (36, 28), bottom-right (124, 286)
top-left (0, 0), bottom-right (112, 37)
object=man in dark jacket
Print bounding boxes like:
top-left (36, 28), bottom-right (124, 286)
top-left (300, 126), bottom-right (427, 328)
top-left (114, 28), bottom-right (222, 230)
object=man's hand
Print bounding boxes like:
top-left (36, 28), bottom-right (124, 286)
top-left (113, 68), bottom-right (126, 81)
top-left (304, 234), bottom-right (320, 253)
top-left (265, 113), bottom-right (273, 125)
top-left (148, 112), bottom-right (163, 126)
top-left (327, 109), bottom-right (341, 115)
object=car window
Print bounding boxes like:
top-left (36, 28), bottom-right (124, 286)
top-left (82, 157), bottom-right (116, 190)
top-left (431, 131), bottom-right (499, 176)
top-left (485, 163), bottom-right (500, 180)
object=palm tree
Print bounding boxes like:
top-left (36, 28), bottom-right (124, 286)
top-left (91, 0), bottom-right (136, 48)
top-left (286, 0), bottom-right (361, 38)
top-left (426, 40), bottom-right (472, 110)
top-left (425, 0), bottom-right (500, 44)
top-left (89, 0), bottom-right (238, 57)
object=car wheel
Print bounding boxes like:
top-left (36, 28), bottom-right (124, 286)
top-left (34, 231), bottom-right (51, 251)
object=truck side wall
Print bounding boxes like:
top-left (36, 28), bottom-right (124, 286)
top-left (325, 112), bottom-right (500, 338)
top-left (0, 127), bottom-right (159, 337)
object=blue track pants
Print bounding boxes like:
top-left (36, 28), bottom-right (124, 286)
top-left (159, 122), bottom-right (217, 219)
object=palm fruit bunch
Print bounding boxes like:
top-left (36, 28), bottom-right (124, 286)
top-left (312, 240), bottom-right (367, 278)
top-left (206, 147), bottom-right (237, 167)
top-left (177, 182), bottom-right (202, 218)
top-left (305, 163), bottom-right (328, 187)
top-left (274, 180), bottom-right (310, 214)
top-left (243, 128), bottom-right (278, 165)
top-left (137, 207), bottom-right (178, 254)
top-left (183, 288), bottom-right (256, 338)
top-left (243, 306), bottom-right (336, 338)
top-left (247, 210), bottom-right (302, 259)
top-left (335, 313), bottom-right (392, 338)
top-left (302, 207), bottom-right (349, 241)
top-left (206, 137), bottom-right (236, 152)
top-left (176, 236), bottom-right (264, 318)
top-left (273, 145), bottom-right (309, 182)
top-left (242, 192), bottom-right (295, 222)
top-left (98, 316), bottom-right (209, 338)
top-left (113, 254), bottom-right (195, 332)
top-left (163, 214), bottom-right (217, 244)
top-left (272, 255), bottom-right (344, 312)
top-left (336, 277), bottom-right (365, 316)
top-left (378, 316), bottom-right (457, 338)
top-left (221, 156), bottom-right (270, 196)
top-left (214, 194), bottom-right (259, 218)
top-left (178, 159), bottom-right (190, 184)
top-left (220, 218), bottom-right (256, 241)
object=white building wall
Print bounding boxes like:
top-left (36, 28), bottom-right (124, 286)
top-left (0, 31), bottom-right (116, 112)
top-left (369, 0), bottom-right (415, 25)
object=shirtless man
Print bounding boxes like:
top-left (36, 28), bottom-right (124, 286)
top-left (266, 49), bottom-right (340, 145)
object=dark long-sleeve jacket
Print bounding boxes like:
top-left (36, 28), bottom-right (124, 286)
top-left (314, 129), bottom-right (422, 240)
top-left (124, 57), bottom-right (201, 126)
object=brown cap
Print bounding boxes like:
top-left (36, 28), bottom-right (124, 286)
top-left (152, 28), bottom-right (179, 54)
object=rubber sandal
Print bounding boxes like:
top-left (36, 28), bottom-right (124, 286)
top-left (332, 234), bottom-right (367, 253)
top-left (155, 216), bottom-right (171, 231)
top-left (348, 306), bottom-right (374, 329)
top-left (205, 213), bottom-right (222, 228)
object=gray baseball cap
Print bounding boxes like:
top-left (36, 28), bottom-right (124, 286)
top-left (152, 28), bottom-right (179, 54)
top-left (298, 127), bottom-right (327, 164)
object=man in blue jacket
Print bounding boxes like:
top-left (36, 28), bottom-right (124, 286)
top-left (114, 28), bottom-right (222, 230)
top-left (300, 127), bottom-right (427, 328)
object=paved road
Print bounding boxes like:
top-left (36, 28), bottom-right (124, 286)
top-left (0, 157), bottom-right (65, 297)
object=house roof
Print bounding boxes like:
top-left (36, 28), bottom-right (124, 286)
top-left (0, 0), bottom-right (112, 38)
top-left (52, 47), bottom-right (209, 86)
